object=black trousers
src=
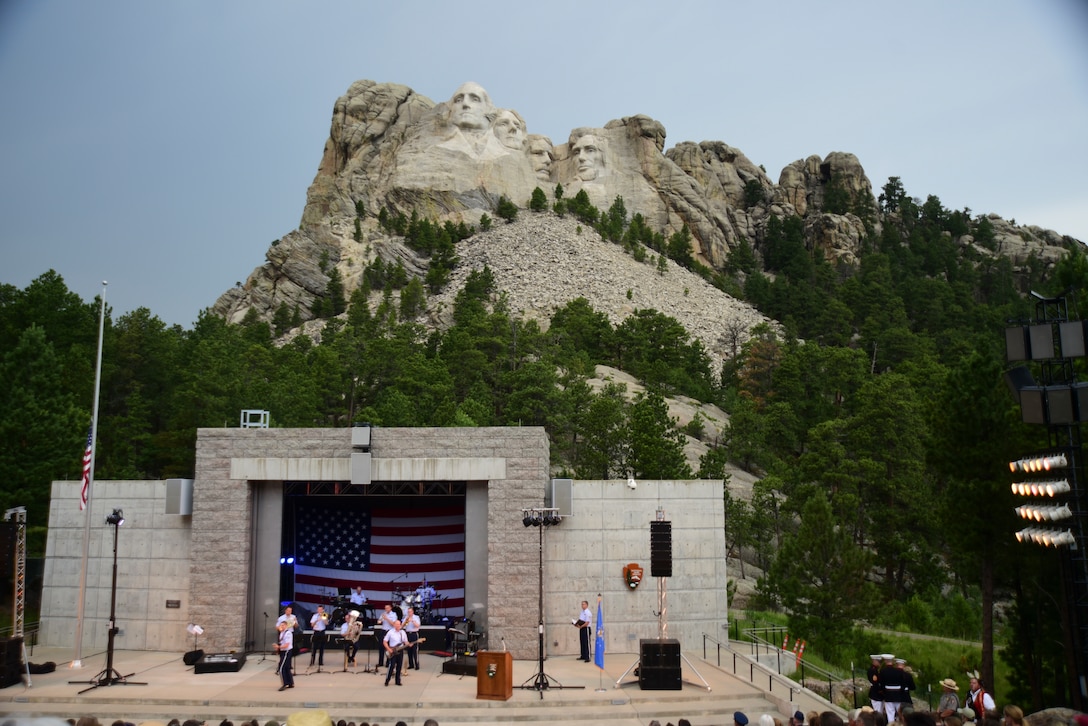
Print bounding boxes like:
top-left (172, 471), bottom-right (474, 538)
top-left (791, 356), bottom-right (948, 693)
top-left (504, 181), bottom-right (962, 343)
top-left (579, 626), bottom-right (591, 660)
top-left (277, 649), bottom-right (294, 687)
top-left (406, 631), bottom-right (419, 669)
top-left (385, 650), bottom-right (404, 684)
top-left (310, 630), bottom-right (326, 665)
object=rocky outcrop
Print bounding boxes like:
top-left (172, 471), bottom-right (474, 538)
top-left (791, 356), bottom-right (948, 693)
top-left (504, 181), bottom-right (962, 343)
top-left (212, 79), bottom-right (1079, 328)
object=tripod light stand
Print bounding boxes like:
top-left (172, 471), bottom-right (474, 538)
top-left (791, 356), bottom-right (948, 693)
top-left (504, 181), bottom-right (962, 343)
top-left (517, 507), bottom-right (583, 699)
top-left (70, 509), bottom-right (146, 693)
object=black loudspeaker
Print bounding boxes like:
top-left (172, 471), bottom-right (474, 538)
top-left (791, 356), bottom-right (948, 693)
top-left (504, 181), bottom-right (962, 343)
top-left (650, 520), bottom-right (672, 577)
top-left (0, 637), bottom-right (23, 689)
top-left (183, 649), bottom-right (205, 666)
top-left (639, 638), bottom-right (681, 690)
top-left (0, 523), bottom-right (15, 580)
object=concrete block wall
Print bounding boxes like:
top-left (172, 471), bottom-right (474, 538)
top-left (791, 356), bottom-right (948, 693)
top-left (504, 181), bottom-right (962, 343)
top-left (41, 480), bottom-right (193, 652)
top-left (542, 479), bottom-right (728, 659)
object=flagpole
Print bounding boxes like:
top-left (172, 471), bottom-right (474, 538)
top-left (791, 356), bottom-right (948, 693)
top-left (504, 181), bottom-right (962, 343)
top-left (72, 281), bottom-right (107, 668)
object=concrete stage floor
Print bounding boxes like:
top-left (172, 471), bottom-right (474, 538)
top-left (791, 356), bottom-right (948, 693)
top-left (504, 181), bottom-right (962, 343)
top-left (0, 645), bottom-right (786, 726)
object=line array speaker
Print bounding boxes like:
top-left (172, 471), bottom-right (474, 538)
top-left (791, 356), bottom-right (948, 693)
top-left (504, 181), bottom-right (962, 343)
top-left (650, 520), bottom-right (672, 578)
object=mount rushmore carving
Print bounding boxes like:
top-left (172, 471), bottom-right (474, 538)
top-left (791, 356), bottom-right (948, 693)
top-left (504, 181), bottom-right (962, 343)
top-left (213, 79), bottom-right (1068, 326)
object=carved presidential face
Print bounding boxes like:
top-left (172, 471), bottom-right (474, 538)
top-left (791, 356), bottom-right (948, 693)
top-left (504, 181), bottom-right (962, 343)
top-left (493, 109), bottom-right (526, 150)
top-left (572, 134), bottom-right (606, 181)
top-left (449, 82), bottom-right (492, 131)
top-left (527, 135), bottom-right (554, 180)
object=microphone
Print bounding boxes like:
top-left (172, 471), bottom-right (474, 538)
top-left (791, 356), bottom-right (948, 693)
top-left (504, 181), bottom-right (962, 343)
top-left (263, 612), bottom-right (268, 618)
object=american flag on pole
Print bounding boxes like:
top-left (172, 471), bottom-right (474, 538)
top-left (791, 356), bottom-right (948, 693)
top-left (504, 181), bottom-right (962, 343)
top-left (79, 424), bottom-right (93, 511)
top-left (292, 499), bottom-right (465, 616)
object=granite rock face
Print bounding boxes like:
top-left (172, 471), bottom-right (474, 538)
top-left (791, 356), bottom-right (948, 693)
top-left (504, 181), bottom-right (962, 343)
top-left (213, 79), bottom-right (1077, 332)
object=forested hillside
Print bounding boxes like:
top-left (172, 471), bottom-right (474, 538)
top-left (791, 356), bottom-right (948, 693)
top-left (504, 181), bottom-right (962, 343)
top-left (2, 177), bottom-right (1086, 707)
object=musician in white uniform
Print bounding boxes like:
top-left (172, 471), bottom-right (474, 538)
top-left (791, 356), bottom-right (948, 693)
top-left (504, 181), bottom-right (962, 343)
top-left (349, 585), bottom-right (367, 607)
top-left (274, 620), bottom-right (295, 691)
top-left (340, 609), bottom-right (362, 666)
top-left (383, 619), bottom-right (408, 686)
top-left (404, 606), bottom-right (422, 670)
top-left (309, 605), bottom-right (329, 666)
top-left (377, 603), bottom-right (396, 667)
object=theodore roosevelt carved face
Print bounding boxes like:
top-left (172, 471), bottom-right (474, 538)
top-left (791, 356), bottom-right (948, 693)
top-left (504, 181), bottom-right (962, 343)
top-left (527, 135), bottom-right (554, 180)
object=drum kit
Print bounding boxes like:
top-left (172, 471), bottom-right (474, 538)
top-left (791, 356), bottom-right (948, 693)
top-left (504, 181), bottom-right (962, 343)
top-left (391, 582), bottom-right (441, 624)
top-left (324, 596), bottom-right (373, 629)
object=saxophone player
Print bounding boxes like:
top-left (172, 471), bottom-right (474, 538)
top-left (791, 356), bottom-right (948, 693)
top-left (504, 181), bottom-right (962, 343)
top-left (341, 609), bottom-right (363, 666)
top-left (309, 605), bottom-right (329, 667)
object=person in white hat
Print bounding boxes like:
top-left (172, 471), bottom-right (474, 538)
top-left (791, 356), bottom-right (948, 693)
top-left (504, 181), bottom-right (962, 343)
top-left (878, 654), bottom-right (903, 723)
top-left (867, 654), bottom-right (884, 714)
top-left (938, 678), bottom-right (960, 719)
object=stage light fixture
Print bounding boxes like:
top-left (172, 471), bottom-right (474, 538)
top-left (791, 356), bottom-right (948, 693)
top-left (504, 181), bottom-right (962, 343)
top-left (1009, 453), bottom-right (1068, 474)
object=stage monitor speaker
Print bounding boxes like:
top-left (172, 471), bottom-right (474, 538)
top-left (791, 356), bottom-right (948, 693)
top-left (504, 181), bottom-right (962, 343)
top-left (650, 520), bottom-right (672, 577)
top-left (194, 652), bottom-right (246, 674)
top-left (183, 649), bottom-right (205, 666)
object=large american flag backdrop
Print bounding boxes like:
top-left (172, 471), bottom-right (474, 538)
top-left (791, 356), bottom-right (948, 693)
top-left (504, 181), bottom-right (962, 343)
top-left (290, 496), bottom-right (465, 617)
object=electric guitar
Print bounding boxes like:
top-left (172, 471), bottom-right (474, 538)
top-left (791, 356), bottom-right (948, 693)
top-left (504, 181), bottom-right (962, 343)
top-left (388, 636), bottom-right (425, 655)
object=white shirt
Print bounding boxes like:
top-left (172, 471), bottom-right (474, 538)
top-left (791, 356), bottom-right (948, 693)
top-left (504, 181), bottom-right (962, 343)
top-left (349, 589), bottom-right (367, 606)
top-left (380, 609), bottom-right (396, 631)
top-left (579, 607), bottom-right (592, 626)
top-left (310, 611), bottom-right (327, 632)
top-left (404, 613), bottom-right (421, 633)
top-left (384, 628), bottom-right (408, 651)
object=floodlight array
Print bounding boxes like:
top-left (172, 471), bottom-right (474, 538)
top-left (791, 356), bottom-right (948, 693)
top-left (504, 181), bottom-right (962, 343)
top-left (1008, 453), bottom-right (1068, 474)
top-left (1015, 528), bottom-right (1076, 547)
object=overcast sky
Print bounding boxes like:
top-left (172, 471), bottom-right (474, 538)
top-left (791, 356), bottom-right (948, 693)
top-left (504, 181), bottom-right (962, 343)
top-left (1, 0), bottom-right (1085, 328)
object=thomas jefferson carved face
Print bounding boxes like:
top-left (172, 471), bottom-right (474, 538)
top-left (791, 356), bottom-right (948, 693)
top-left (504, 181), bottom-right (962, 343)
top-left (527, 135), bottom-right (554, 180)
top-left (492, 109), bottom-right (526, 150)
top-left (449, 82), bottom-right (492, 131)
top-left (572, 134), bottom-right (606, 181)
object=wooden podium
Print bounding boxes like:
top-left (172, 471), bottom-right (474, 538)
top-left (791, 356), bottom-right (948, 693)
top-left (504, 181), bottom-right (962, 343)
top-left (475, 651), bottom-right (513, 701)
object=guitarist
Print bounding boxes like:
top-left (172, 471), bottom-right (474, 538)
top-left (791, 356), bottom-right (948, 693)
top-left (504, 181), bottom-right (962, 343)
top-left (404, 606), bottom-right (422, 670)
top-left (383, 619), bottom-right (408, 687)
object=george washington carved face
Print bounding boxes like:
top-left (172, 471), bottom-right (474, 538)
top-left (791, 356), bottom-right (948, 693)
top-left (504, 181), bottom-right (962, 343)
top-left (448, 82), bottom-right (492, 131)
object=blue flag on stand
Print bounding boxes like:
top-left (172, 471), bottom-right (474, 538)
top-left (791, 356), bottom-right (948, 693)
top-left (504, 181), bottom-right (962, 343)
top-left (594, 596), bottom-right (605, 669)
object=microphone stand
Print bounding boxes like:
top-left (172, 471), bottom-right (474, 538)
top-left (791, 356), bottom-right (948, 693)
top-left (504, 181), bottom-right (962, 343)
top-left (259, 612), bottom-right (270, 663)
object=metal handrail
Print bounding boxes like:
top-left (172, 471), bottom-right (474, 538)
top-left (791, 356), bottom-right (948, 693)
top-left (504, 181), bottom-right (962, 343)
top-left (704, 631), bottom-right (849, 715)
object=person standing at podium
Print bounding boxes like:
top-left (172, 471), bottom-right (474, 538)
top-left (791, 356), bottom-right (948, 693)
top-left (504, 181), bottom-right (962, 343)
top-left (575, 600), bottom-right (592, 662)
